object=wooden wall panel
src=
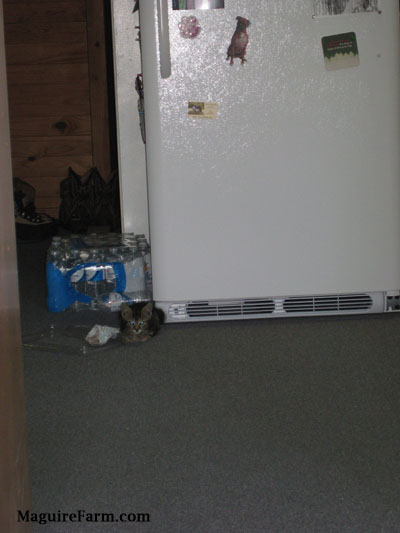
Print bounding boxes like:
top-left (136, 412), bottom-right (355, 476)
top-left (4, 1), bottom-right (86, 24)
top-left (7, 63), bottom-right (90, 85)
top-left (86, 0), bottom-right (111, 180)
top-left (6, 42), bottom-right (88, 65)
top-left (8, 84), bottom-right (90, 117)
top-left (4, 21), bottom-right (87, 44)
top-left (19, 176), bottom-right (65, 197)
top-left (9, 115), bottom-right (91, 137)
top-left (3, 0), bottom-right (103, 219)
top-left (11, 136), bottom-right (92, 158)
top-left (13, 156), bottom-right (93, 178)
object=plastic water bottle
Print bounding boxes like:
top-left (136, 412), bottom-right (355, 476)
top-left (100, 247), bottom-right (116, 296)
top-left (138, 242), bottom-right (152, 296)
top-left (122, 237), bottom-right (137, 249)
top-left (47, 243), bottom-right (62, 269)
top-left (124, 244), bottom-right (146, 298)
top-left (110, 246), bottom-right (123, 260)
top-left (50, 240), bottom-right (69, 272)
top-left (60, 237), bottom-right (71, 255)
top-left (96, 291), bottom-right (132, 311)
top-left (103, 246), bottom-right (121, 293)
top-left (69, 250), bottom-right (85, 292)
top-left (122, 232), bottom-right (135, 243)
top-left (85, 248), bottom-right (103, 298)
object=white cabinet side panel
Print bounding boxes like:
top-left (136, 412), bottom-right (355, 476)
top-left (111, 1), bottom-right (149, 236)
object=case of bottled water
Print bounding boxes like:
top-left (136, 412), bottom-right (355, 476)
top-left (46, 233), bottom-right (152, 312)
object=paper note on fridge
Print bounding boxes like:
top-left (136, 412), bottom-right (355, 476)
top-left (322, 33), bottom-right (360, 71)
top-left (314, 0), bottom-right (379, 16)
top-left (173, 0), bottom-right (224, 10)
top-left (188, 102), bottom-right (218, 119)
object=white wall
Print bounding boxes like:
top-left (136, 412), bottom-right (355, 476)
top-left (111, 0), bottom-right (148, 236)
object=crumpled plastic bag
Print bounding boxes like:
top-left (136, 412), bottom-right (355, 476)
top-left (85, 325), bottom-right (120, 346)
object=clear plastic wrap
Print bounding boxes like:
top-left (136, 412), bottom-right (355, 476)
top-left (46, 233), bottom-right (152, 312)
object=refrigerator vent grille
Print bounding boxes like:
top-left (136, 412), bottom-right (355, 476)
top-left (166, 293), bottom-right (378, 321)
top-left (283, 294), bottom-right (373, 313)
top-left (186, 299), bottom-right (275, 318)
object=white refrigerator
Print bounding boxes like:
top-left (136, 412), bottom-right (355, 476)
top-left (139, 0), bottom-right (400, 321)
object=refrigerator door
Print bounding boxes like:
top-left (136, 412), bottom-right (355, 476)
top-left (141, 0), bottom-right (400, 303)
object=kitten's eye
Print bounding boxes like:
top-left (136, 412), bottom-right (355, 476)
top-left (139, 321), bottom-right (145, 326)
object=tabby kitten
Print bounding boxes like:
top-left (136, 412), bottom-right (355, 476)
top-left (120, 301), bottom-right (164, 343)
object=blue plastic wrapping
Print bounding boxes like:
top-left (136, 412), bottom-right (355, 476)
top-left (46, 234), bottom-right (151, 312)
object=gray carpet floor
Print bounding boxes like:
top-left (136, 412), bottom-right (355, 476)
top-left (18, 239), bottom-right (400, 532)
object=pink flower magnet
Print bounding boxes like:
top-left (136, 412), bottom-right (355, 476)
top-left (178, 16), bottom-right (201, 39)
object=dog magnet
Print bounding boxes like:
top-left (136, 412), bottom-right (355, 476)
top-left (227, 17), bottom-right (250, 65)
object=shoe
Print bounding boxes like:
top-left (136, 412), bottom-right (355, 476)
top-left (14, 178), bottom-right (56, 242)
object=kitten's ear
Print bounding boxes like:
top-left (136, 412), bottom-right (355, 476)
top-left (141, 302), bottom-right (153, 320)
top-left (120, 302), bottom-right (132, 321)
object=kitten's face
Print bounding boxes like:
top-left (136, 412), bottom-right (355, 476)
top-left (120, 302), bottom-right (153, 342)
